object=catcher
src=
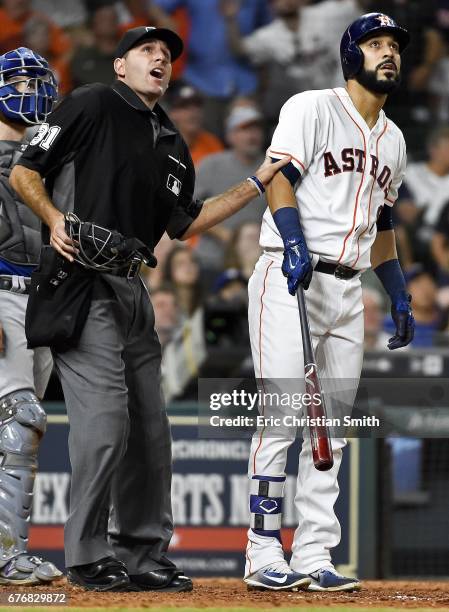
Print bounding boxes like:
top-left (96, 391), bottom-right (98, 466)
top-left (0, 47), bottom-right (61, 584)
top-left (10, 26), bottom-right (288, 592)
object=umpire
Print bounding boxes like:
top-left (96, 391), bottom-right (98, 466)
top-left (10, 26), bottom-right (287, 592)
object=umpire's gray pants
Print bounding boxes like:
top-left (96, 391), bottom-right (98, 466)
top-left (53, 274), bottom-right (172, 571)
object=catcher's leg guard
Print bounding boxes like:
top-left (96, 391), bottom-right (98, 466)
top-left (0, 390), bottom-right (61, 584)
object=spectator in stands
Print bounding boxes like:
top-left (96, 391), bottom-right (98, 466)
top-left (211, 268), bottom-right (248, 306)
top-left (151, 284), bottom-right (180, 348)
top-left (23, 14), bottom-right (72, 95)
top-left (163, 246), bottom-right (203, 318)
top-left (141, 232), bottom-right (175, 291)
top-left (361, 0), bottom-right (444, 139)
top-left (161, 246), bottom-right (206, 400)
top-left (109, 0), bottom-right (188, 80)
top-left (362, 288), bottom-right (389, 350)
top-left (427, 1), bottom-right (449, 122)
top-left (222, 0), bottom-right (359, 128)
top-left (205, 268), bottom-right (249, 348)
top-left (224, 221), bottom-right (262, 281)
top-left (166, 82), bottom-right (224, 168)
top-left (383, 265), bottom-right (448, 347)
top-left (151, 0), bottom-right (272, 137)
top-left (401, 126), bottom-right (449, 268)
top-left (0, 0), bottom-right (72, 57)
top-left (194, 103), bottom-right (266, 271)
top-left (70, 4), bottom-right (119, 88)
top-left (431, 197), bottom-right (449, 284)
top-left (393, 184), bottom-right (424, 269)
top-left (32, 0), bottom-right (87, 35)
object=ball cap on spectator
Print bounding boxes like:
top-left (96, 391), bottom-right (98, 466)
top-left (115, 26), bottom-right (183, 61)
top-left (214, 268), bottom-right (247, 292)
top-left (404, 264), bottom-right (434, 284)
top-left (226, 106), bottom-right (263, 133)
top-left (169, 82), bottom-right (203, 108)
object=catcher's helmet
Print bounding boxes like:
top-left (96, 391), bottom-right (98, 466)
top-left (0, 47), bottom-right (57, 125)
top-left (340, 13), bottom-right (410, 80)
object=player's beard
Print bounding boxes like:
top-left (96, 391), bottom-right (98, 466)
top-left (355, 65), bottom-right (401, 94)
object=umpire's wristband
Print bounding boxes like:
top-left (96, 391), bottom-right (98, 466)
top-left (247, 175), bottom-right (265, 196)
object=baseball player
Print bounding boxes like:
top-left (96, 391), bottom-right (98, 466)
top-left (245, 13), bottom-right (415, 592)
top-left (0, 47), bottom-right (61, 584)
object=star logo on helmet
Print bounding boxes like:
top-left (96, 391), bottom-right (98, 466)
top-left (376, 14), bottom-right (395, 27)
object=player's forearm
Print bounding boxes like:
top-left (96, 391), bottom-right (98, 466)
top-left (266, 171), bottom-right (297, 214)
top-left (9, 165), bottom-right (62, 229)
top-left (370, 229), bottom-right (398, 269)
top-left (372, 229), bottom-right (408, 303)
top-left (181, 179), bottom-right (260, 239)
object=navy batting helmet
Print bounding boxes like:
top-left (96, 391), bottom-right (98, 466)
top-left (0, 47), bottom-right (57, 125)
top-left (340, 13), bottom-right (410, 80)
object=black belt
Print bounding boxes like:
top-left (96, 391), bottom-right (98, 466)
top-left (315, 261), bottom-right (359, 280)
top-left (0, 275), bottom-right (31, 294)
top-left (102, 258), bottom-right (141, 280)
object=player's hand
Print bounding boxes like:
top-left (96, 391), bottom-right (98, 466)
top-left (49, 212), bottom-right (77, 262)
top-left (282, 236), bottom-right (312, 295)
top-left (255, 155), bottom-right (291, 189)
top-left (388, 293), bottom-right (415, 350)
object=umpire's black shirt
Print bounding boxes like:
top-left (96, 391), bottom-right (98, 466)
top-left (16, 81), bottom-right (202, 249)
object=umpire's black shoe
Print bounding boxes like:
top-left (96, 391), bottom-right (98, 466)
top-left (130, 569), bottom-right (193, 592)
top-left (67, 557), bottom-right (133, 592)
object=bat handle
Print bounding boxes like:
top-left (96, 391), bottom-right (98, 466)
top-left (297, 288), bottom-right (334, 472)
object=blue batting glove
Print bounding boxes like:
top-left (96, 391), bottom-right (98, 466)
top-left (388, 293), bottom-right (415, 350)
top-left (282, 236), bottom-right (312, 295)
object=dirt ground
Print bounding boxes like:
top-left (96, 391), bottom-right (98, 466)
top-left (2, 578), bottom-right (449, 609)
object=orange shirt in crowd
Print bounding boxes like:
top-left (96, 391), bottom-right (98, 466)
top-left (189, 131), bottom-right (224, 168)
top-left (0, 9), bottom-right (72, 58)
top-left (185, 132), bottom-right (224, 248)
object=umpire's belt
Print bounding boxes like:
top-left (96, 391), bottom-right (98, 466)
top-left (102, 258), bottom-right (141, 280)
top-left (315, 261), bottom-right (358, 280)
top-left (0, 274), bottom-right (31, 294)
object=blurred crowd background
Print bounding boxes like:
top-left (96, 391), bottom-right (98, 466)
top-left (8, 0), bottom-right (449, 398)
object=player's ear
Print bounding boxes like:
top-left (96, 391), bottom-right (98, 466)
top-left (114, 57), bottom-right (125, 78)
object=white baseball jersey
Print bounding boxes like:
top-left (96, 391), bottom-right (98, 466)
top-left (261, 87), bottom-right (406, 269)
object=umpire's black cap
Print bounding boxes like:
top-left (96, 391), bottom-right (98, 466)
top-left (115, 26), bottom-right (183, 61)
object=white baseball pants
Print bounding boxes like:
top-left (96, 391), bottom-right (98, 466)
top-left (246, 250), bottom-right (364, 576)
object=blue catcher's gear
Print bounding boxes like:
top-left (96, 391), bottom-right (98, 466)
top-left (0, 47), bottom-right (57, 125)
top-left (340, 13), bottom-right (410, 80)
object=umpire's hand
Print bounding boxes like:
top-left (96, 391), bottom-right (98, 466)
top-left (49, 212), bottom-right (77, 262)
top-left (254, 154), bottom-right (291, 189)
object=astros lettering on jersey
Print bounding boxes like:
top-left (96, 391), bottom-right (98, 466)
top-left (262, 87), bottom-right (406, 269)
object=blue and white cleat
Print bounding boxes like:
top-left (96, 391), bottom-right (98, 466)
top-left (245, 561), bottom-right (311, 591)
top-left (308, 568), bottom-right (361, 592)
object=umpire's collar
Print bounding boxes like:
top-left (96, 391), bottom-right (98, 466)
top-left (112, 80), bottom-right (177, 134)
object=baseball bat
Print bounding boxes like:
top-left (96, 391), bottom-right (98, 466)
top-left (296, 287), bottom-right (334, 471)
